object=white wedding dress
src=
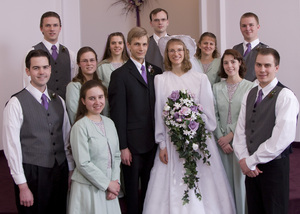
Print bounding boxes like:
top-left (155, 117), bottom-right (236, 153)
top-left (143, 69), bottom-right (236, 214)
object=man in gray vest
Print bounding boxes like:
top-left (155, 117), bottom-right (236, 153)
top-left (145, 8), bottom-right (169, 70)
top-left (3, 50), bottom-right (74, 214)
top-left (23, 11), bottom-right (76, 100)
top-left (233, 48), bottom-right (299, 214)
top-left (233, 12), bottom-right (268, 81)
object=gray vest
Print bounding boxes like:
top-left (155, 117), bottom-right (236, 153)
top-left (233, 42), bottom-right (268, 81)
top-left (145, 36), bottom-right (164, 70)
top-left (15, 89), bottom-right (66, 168)
top-left (245, 83), bottom-right (291, 156)
top-left (34, 42), bottom-right (71, 100)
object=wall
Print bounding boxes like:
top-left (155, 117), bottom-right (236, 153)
top-left (0, 0), bottom-right (80, 150)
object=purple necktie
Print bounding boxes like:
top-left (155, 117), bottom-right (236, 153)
top-left (254, 89), bottom-right (263, 108)
top-left (41, 93), bottom-right (49, 110)
top-left (141, 65), bottom-right (147, 83)
top-left (243, 43), bottom-right (251, 57)
top-left (51, 45), bottom-right (58, 60)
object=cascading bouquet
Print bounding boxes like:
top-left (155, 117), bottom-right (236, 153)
top-left (163, 89), bottom-right (211, 205)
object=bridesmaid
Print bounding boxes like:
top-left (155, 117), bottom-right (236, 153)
top-left (68, 80), bottom-right (121, 214)
top-left (213, 49), bottom-right (255, 214)
top-left (97, 32), bottom-right (129, 116)
top-left (66, 46), bottom-right (101, 125)
top-left (195, 32), bottom-right (221, 86)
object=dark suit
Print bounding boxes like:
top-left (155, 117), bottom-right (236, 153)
top-left (233, 42), bottom-right (268, 81)
top-left (108, 59), bottom-right (162, 214)
top-left (145, 36), bottom-right (164, 70)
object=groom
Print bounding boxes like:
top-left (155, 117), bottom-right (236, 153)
top-left (108, 27), bottom-right (162, 214)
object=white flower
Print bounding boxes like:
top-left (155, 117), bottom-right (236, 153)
top-left (185, 140), bottom-right (189, 145)
top-left (183, 130), bottom-right (190, 136)
top-left (192, 143), bottom-right (199, 151)
top-left (174, 102), bottom-right (181, 109)
top-left (164, 104), bottom-right (170, 111)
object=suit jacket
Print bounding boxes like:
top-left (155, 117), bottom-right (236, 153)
top-left (145, 36), bottom-right (164, 70)
top-left (70, 116), bottom-right (121, 191)
top-left (233, 42), bottom-right (268, 81)
top-left (108, 59), bottom-right (162, 154)
top-left (213, 79), bottom-right (254, 140)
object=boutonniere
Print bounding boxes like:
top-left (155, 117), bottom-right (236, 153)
top-left (148, 64), bottom-right (155, 75)
top-left (268, 90), bottom-right (276, 99)
top-left (62, 46), bottom-right (66, 52)
top-left (50, 92), bottom-right (57, 99)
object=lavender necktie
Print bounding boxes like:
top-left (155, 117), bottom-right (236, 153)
top-left (41, 93), bottom-right (49, 110)
top-left (51, 45), bottom-right (58, 60)
top-left (243, 43), bottom-right (251, 57)
top-left (254, 89), bottom-right (263, 108)
top-left (141, 65), bottom-right (147, 83)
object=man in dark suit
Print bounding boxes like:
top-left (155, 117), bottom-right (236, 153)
top-left (145, 8), bottom-right (169, 70)
top-left (108, 27), bottom-right (162, 214)
top-left (233, 12), bottom-right (268, 81)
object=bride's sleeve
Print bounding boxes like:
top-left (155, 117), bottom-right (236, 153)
top-left (198, 74), bottom-right (217, 132)
top-left (154, 75), bottom-right (167, 150)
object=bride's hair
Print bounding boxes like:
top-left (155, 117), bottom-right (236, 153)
top-left (164, 38), bottom-right (192, 72)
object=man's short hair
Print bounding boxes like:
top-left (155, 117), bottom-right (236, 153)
top-left (256, 48), bottom-right (280, 66)
top-left (40, 11), bottom-right (62, 28)
top-left (240, 12), bottom-right (259, 25)
top-left (149, 8), bottom-right (168, 21)
top-left (127, 27), bottom-right (148, 44)
top-left (25, 49), bottom-right (50, 69)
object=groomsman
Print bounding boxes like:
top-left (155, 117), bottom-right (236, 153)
top-left (109, 27), bottom-right (162, 214)
top-left (3, 49), bottom-right (74, 214)
top-left (233, 48), bottom-right (299, 214)
top-left (233, 12), bottom-right (268, 81)
top-left (24, 11), bottom-right (76, 100)
top-left (145, 8), bottom-right (169, 70)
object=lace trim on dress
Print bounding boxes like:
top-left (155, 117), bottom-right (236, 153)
top-left (226, 82), bottom-right (240, 124)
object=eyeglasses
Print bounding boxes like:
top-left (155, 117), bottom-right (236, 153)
top-left (168, 49), bottom-right (184, 54)
top-left (80, 58), bottom-right (96, 63)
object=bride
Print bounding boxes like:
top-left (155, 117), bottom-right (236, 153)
top-left (143, 35), bottom-right (236, 214)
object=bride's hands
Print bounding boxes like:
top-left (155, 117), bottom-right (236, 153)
top-left (159, 148), bottom-right (168, 164)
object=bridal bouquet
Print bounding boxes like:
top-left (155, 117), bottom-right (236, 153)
top-left (163, 89), bottom-right (211, 205)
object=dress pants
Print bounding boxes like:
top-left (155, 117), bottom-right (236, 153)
top-left (245, 156), bottom-right (289, 214)
top-left (14, 160), bottom-right (69, 214)
top-left (122, 146), bottom-right (156, 214)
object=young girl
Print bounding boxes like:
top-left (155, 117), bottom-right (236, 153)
top-left (68, 80), bottom-right (121, 214)
top-left (213, 49), bottom-right (254, 214)
top-left (66, 46), bottom-right (101, 124)
top-left (195, 32), bottom-right (221, 86)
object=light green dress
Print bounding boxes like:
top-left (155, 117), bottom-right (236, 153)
top-left (196, 58), bottom-right (221, 86)
top-left (68, 116), bottom-right (121, 214)
top-left (66, 81), bottom-right (81, 125)
top-left (213, 79), bottom-right (254, 214)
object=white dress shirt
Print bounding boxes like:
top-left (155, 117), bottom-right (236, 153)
top-left (233, 78), bottom-right (299, 170)
top-left (243, 38), bottom-right (260, 55)
top-left (130, 57), bottom-right (146, 75)
top-left (153, 33), bottom-right (168, 44)
top-left (2, 83), bottom-right (74, 185)
top-left (22, 39), bottom-right (77, 87)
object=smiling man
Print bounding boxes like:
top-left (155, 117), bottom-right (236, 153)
top-left (23, 11), bottom-right (76, 100)
top-left (108, 27), bottom-right (162, 214)
top-left (3, 49), bottom-right (74, 214)
top-left (233, 12), bottom-right (268, 81)
top-left (145, 8), bottom-right (169, 70)
top-left (233, 48), bottom-right (299, 214)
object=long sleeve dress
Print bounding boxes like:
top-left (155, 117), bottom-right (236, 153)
top-left (68, 116), bottom-right (121, 214)
top-left (213, 79), bottom-right (254, 214)
top-left (143, 69), bottom-right (236, 214)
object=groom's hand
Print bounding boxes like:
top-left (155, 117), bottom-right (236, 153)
top-left (121, 148), bottom-right (132, 166)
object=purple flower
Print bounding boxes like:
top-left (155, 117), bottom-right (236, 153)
top-left (190, 105), bottom-right (198, 112)
top-left (169, 90), bottom-right (180, 101)
top-left (174, 112), bottom-right (180, 119)
top-left (188, 121), bottom-right (199, 131)
top-left (179, 106), bottom-right (191, 116)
